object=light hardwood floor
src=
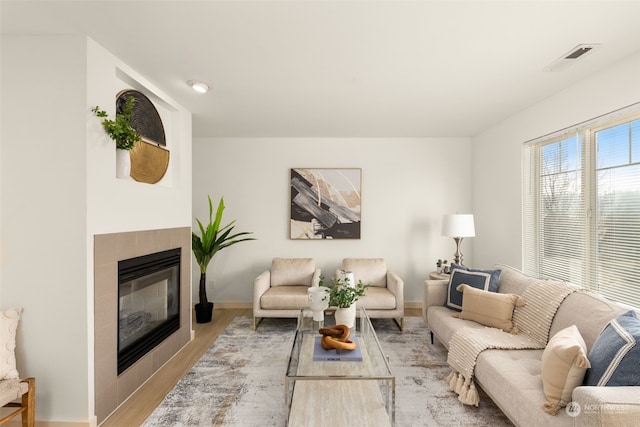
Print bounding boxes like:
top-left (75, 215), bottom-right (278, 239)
top-left (102, 307), bottom-right (421, 426)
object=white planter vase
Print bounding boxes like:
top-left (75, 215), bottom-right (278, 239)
top-left (335, 304), bottom-right (356, 329)
top-left (308, 286), bottom-right (330, 321)
top-left (339, 270), bottom-right (355, 286)
top-left (116, 148), bottom-right (131, 179)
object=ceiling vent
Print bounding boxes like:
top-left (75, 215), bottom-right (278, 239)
top-left (543, 44), bottom-right (601, 72)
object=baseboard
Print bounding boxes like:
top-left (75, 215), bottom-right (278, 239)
top-left (404, 301), bottom-right (422, 309)
top-left (214, 301), bottom-right (252, 309)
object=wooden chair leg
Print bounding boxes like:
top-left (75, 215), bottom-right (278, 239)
top-left (0, 378), bottom-right (34, 427)
top-left (22, 377), bottom-right (35, 427)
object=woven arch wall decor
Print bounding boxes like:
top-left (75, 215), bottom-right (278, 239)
top-left (116, 90), bottom-right (169, 184)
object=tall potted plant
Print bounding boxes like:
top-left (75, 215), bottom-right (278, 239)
top-left (192, 196), bottom-right (255, 323)
top-left (91, 96), bottom-right (141, 178)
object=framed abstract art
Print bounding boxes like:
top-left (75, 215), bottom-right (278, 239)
top-left (290, 168), bottom-right (361, 239)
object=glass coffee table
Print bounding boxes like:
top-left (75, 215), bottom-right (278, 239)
top-left (285, 307), bottom-right (395, 426)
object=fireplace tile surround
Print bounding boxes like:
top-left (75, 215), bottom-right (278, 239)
top-left (94, 227), bottom-right (191, 424)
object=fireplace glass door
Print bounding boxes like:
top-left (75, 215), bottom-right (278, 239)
top-left (117, 248), bottom-right (180, 374)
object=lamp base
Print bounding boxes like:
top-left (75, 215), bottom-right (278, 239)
top-left (453, 237), bottom-right (464, 265)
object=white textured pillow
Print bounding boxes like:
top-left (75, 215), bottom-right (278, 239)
top-left (0, 308), bottom-right (22, 379)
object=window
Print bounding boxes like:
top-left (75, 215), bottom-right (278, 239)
top-left (524, 109), bottom-right (640, 309)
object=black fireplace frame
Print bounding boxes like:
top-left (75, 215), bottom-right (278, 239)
top-left (117, 247), bottom-right (181, 375)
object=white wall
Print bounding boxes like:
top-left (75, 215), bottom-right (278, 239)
top-left (192, 137), bottom-right (473, 305)
top-left (472, 51), bottom-right (640, 269)
top-left (1, 35), bottom-right (90, 422)
top-left (1, 35), bottom-right (192, 423)
top-left (86, 38), bottom-right (192, 235)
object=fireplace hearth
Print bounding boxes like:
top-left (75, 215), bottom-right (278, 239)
top-left (117, 248), bottom-right (181, 374)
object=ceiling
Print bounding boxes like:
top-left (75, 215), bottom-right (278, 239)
top-left (2, 1), bottom-right (640, 138)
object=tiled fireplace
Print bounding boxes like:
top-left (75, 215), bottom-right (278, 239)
top-left (94, 227), bottom-right (191, 424)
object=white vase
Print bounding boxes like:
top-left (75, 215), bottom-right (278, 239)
top-left (308, 286), bottom-right (330, 321)
top-left (339, 270), bottom-right (355, 286)
top-left (116, 148), bottom-right (131, 179)
top-left (335, 304), bottom-right (356, 329)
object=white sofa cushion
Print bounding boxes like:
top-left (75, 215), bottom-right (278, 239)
top-left (270, 258), bottom-right (315, 287)
top-left (260, 286), bottom-right (310, 309)
top-left (356, 286), bottom-right (396, 310)
top-left (475, 349), bottom-right (574, 427)
top-left (341, 258), bottom-right (387, 287)
top-left (550, 291), bottom-right (628, 352)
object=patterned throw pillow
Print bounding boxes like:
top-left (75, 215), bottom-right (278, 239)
top-left (444, 265), bottom-right (502, 312)
top-left (0, 308), bottom-right (22, 380)
top-left (583, 310), bottom-right (640, 386)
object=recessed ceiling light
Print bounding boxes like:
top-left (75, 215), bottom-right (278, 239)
top-left (187, 80), bottom-right (210, 94)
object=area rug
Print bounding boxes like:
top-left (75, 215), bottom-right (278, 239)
top-left (142, 316), bottom-right (512, 426)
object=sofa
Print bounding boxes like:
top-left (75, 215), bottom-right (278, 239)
top-left (423, 263), bottom-right (640, 427)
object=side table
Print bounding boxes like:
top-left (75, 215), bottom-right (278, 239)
top-left (429, 271), bottom-right (450, 280)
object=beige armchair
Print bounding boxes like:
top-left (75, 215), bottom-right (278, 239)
top-left (338, 258), bottom-right (404, 330)
top-left (253, 258), bottom-right (321, 330)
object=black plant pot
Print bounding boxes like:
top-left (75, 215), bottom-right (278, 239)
top-left (195, 302), bottom-right (214, 324)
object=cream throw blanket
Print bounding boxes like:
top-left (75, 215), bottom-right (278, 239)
top-left (446, 280), bottom-right (581, 406)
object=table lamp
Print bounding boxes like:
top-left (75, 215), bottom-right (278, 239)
top-left (441, 214), bottom-right (475, 265)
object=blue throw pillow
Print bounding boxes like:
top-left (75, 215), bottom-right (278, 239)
top-left (444, 266), bottom-right (502, 312)
top-left (583, 310), bottom-right (640, 386)
top-left (450, 263), bottom-right (502, 292)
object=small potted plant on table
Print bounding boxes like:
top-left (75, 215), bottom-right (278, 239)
top-left (436, 259), bottom-right (449, 274)
top-left (320, 274), bottom-right (369, 328)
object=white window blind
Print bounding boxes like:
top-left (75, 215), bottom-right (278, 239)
top-left (523, 109), bottom-right (640, 309)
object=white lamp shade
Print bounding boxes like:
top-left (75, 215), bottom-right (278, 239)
top-left (441, 214), bottom-right (475, 237)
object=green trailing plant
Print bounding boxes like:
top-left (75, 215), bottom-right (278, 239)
top-left (192, 196), bottom-right (255, 308)
top-left (436, 259), bottom-right (448, 268)
top-left (319, 275), bottom-right (369, 309)
top-left (91, 96), bottom-right (141, 150)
